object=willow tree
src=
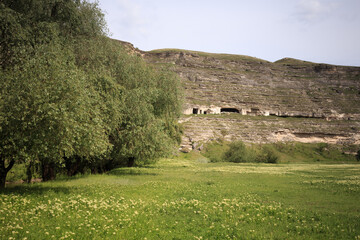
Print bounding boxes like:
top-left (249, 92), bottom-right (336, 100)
top-left (0, 0), bottom-right (182, 187)
top-left (0, 43), bottom-right (111, 186)
top-left (0, 0), bottom-right (110, 186)
top-left (74, 37), bottom-right (183, 169)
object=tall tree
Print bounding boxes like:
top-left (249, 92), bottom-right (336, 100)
top-left (74, 37), bottom-right (182, 168)
top-left (0, 0), bottom-right (111, 186)
top-left (0, 43), bottom-right (110, 186)
top-left (0, 0), bottom-right (182, 187)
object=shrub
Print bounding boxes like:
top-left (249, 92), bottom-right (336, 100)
top-left (356, 150), bottom-right (360, 162)
top-left (223, 141), bottom-right (278, 163)
top-left (203, 141), bottom-right (229, 162)
top-left (317, 143), bottom-right (329, 153)
top-left (258, 147), bottom-right (278, 164)
top-left (224, 141), bottom-right (248, 163)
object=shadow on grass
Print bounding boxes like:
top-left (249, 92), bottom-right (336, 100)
top-left (0, 184), bottom-right (71, 196)
top-left (108, 168), bottom-right (158, 176)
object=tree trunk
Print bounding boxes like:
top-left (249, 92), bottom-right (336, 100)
top-left (127, 157), bottom-right (135, 167)
top-left (91, 167), bottom-right (98, 174)
top-left (65, 156), bottom-right (85, 176)
top-left (0, 158), bottom-right (15, 188)
top-left (65, 157), bottom-right (76, 176)
top-left (0, 167), bottom-right (6, 189)
top-left (41, 161), bottom-right (56, 181)
top-left (26, 162), bottom-right (33, 184)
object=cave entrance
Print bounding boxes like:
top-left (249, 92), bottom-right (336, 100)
top-left (193, 108), bottom-right (199, 114)
top-left (221, 108), bottom-right (240, 113)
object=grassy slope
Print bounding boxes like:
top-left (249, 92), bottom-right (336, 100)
top-left (149, 50), bottom-right (332, 66)
top-left (202, 141), bottom-right (358, 164)
top-left (149, 49), bottom-right (270, 63)
top-left (1, 157), bottom-right (360, 239)
top-left (274, 57), bottom-right (317, 66)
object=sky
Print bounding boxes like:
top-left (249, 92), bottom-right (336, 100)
top-left (93, 0), bottom-right (360, 66)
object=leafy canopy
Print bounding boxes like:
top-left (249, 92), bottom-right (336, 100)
top-left (0, 0), bottom-right (182, 186)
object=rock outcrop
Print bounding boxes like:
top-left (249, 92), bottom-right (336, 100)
top-left (178, 115), bottom-right (360, 151)
top-left (114, 40), bottom-right (360, 150)
top-left (145, 50), bottom-right (360, 120)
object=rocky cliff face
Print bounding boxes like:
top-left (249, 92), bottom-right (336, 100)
top-left (178, 115), bottom-right (360, 151)
top-left (145, 50), bottom-right (360, 119)
top-left (115, 40), bottom-right (360, 151)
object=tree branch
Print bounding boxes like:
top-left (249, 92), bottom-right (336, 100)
top-left (5, 159), bottom-right (15, 173)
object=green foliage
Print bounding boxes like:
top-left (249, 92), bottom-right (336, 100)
top-left (202, 141), bottom-right (229, 162)
top-left (5, 164), bottom-right (27, 183)
top-left (224, 141), bottom-right (248, 163)
top-left (0, 0), bottom-right (182, 185)
top-left (1, 0), bottom-right (107, 37)
top-left (255, 146), bottom-right (279, 163)
top-left (1, 43), bottom-right (110, 158)
top-left (175, 151), bottom-right (208, 163)
top-left (5, 162), bottom-right (41, 183)
top-left (273, 142), bottom-right (357, 163)
top-left (204, 141), bottom-right (357, 164)
top-left (0, 0), bottom-right (107, 70)
top-left (73, 37), bottom-right (182, 167)
top-left (222, 141), bottom-right (278, 163)
top-left (356, 150), bottom-right (360, 162)
top-left (0, 4), bottom-right (31, 69)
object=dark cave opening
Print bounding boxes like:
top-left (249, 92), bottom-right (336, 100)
top-left (221, 108), bottom-right (240, 113)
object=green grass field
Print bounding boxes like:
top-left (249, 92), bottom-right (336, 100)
top-left (1, 156), bottom-right (360, 239)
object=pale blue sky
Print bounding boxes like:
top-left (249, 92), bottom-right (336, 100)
top-left (94, 0), bottom-right (360, 66)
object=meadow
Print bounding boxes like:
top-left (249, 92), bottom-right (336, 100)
top-left (1, 155), bottom-right (360, 239)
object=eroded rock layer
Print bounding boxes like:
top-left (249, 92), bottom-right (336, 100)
top-left (116, 40), bottom-right (360, 150)
top-left (145, 50), bottom-right (360, 120)
top-left (179, 115), bottom-right (360, 151)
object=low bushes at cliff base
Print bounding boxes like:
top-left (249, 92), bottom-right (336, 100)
top-left (224, 141), bottom-right (279, 163)
top-left (203, 141), bottom-right (359, 163)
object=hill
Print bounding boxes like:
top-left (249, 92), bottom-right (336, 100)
top-left (115, 41), bottom-right (360, 151)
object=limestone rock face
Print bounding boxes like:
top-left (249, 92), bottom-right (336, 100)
top-left (141, 49), bottom-right (360, 147)
top-left (179, 115), bottom-right (360, 150)
top-left (114, 40), bottom-right (360, 147)
top-left (145, 50), bottom-right (360, 119)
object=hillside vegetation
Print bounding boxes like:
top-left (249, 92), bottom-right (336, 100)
top-left (274, 57), bottom-right (317, 66)
top-left (149, 49), bottom-right (270, 63)
top-left (203, 141), bottom-right (358, 164)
